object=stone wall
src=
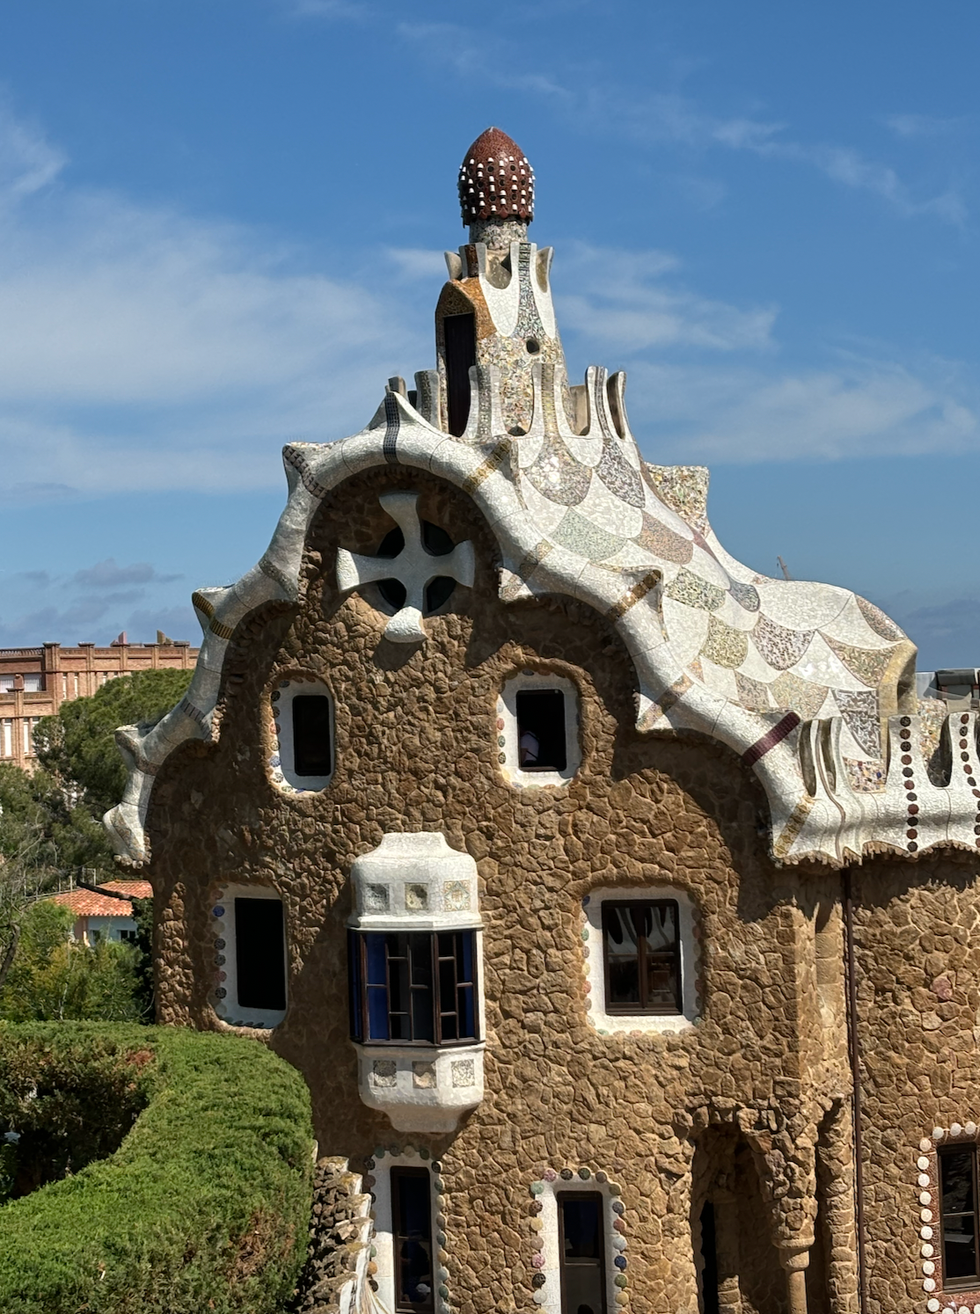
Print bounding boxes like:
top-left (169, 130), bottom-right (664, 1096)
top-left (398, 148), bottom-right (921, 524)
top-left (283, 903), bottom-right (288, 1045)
top-left (143, 465), bottom-right (923, 1312)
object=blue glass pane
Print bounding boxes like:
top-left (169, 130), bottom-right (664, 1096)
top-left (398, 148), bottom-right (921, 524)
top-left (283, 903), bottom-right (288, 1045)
top-left (368, 986), bottom-right (389, 1040)
top-left (365, 934), bottom-right (387, 985)
top-left (459, 984), bottom-right (475, 1039)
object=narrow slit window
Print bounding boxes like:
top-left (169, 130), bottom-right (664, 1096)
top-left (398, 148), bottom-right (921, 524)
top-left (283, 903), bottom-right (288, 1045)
top-left (601, 900), bottom-right (681, 1015)
top-left (516, 689), bottom-right (567, 771)
top-left (292, 694), bottom-right (333, 777)
top-left (349, 930), bottom-right (479, 1045)
top-left (444, 312), bottom-right (476, 437)
top-left (235, 897), bottom-right (287, 1011)
top-left (391, 1168), bottom-right (434, 1312)
top-left (940, 1145), bottom-right (980, 1286)
top-left (557, 1192), bottom-right (606, 1314)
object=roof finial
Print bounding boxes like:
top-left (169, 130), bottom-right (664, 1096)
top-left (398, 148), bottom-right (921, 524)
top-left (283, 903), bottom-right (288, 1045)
top-left (458, 127), bottom-right (534, 247)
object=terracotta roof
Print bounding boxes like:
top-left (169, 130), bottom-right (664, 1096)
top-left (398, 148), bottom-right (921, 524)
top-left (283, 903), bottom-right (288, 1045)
top-left (458, 127), bottom-right (534, 226)
top-left (49, 880), bottom-right (151, 919)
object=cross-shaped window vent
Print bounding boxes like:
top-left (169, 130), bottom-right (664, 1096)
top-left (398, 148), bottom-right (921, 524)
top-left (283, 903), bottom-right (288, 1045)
top-left (336, 491), bottom-right (475, 643)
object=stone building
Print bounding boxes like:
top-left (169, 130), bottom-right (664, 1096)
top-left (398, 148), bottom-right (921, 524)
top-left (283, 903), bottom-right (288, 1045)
top-left (105, 128), bottom-right (980, 1313)
top-left (0, 638), bottom-right (198, 771)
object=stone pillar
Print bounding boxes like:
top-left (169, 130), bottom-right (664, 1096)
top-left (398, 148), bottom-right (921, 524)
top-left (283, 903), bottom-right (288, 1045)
top-left (818, 1100), bottom-right (860, 1314)
top-left (778, 1242), bottom-right (810, 1314)
top-left (713, 1193), bottom-right (742, 1314)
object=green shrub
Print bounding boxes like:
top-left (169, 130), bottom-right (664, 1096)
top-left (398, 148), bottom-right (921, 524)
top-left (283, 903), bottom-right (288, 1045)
top-left (0, 1024), bottom-right (315, 1314)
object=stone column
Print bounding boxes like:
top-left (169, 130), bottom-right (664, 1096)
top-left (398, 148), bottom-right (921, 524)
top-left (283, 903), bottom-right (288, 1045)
top-left (778, 1242), bottom-right (810, 1314)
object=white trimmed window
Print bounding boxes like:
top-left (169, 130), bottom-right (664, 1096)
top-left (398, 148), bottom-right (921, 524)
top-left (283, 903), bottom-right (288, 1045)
top-left (211, 883), bottom-right (288, 1029)
top-left (583, 887), bottom-right (698, 1034)
top-left (269, 676), bottom-right (334, 793)
top-left (497, 672), bottom-right (580, 787)
top-left (370, 1150), bottom-right (443, 1313)
top-left (532, 1171), bottom-right (626, 1314)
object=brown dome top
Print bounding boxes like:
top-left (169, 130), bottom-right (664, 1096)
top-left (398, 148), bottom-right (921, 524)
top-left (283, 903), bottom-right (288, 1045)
top-left (458, 127), bottom-right (534, 227)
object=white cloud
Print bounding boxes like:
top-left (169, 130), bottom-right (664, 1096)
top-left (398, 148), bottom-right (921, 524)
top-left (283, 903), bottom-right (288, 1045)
top-left (882, 113), bottom-right (968, 139)
top-left (0, 104), bottom-right (430, 498)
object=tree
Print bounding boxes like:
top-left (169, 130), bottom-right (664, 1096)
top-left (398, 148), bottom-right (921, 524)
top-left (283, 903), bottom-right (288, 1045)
top-left (34, 667), bottom-right (194, 818)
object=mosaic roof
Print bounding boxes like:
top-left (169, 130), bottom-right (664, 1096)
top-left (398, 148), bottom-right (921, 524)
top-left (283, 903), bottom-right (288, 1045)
top-left (458, 127), bottom-right (534, 226)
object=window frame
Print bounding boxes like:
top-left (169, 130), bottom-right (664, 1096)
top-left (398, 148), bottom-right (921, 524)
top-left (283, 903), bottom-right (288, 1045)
top-left (600, 899), bottom-right (682, 1017)
top-left (939, 1142), bottom-right (980, 1291)
top-left (211, 883), bottom-right (289, 1030)
top-left (497, 671), bottom-right (581, 788)
top-left (557, 1190), bottom-right (608, 1314)
top-left (349, 929), bottom-right (480, 1047)
top-left (269, 675), bottom-right (334, 794)
top-left (390, 1166), bottom-right (436, 1314)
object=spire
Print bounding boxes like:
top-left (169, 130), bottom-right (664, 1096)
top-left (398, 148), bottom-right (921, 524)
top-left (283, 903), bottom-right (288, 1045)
top-left (458, 127), bottom-right (534, 244)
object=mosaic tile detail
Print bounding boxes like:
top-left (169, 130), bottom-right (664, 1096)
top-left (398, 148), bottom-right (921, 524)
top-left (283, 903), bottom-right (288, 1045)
top-left (596, 435), bottom-right (644, 508)
top-left (499, 541), bottom-right (554, 603)
top-left (770, 672), bottom-right (829, 722)
top-left (636, 512), bottom-right (694, 565)
top-left (772, 794), bottom-right (815, 859)
top-left (443, 880), bottom-right (471, 911)
top-left (666, 568), bottom-right (725, 612)
top-left (735, 671), bottom-right (773, 712)
top-left (643, 462), bottom-right (709, 532)
top-left (364, 884), bottom-right (389, 913)
top-left (639, 673), bottom-right (693, 729)
top-left (258, 554), bottom-right (296, 599)
top-left (552, 508), bottom-right (625, 562)
top-left (742, 711), bottom-right (801, 768)
top-left (371, 1060), bottom-right (397, 1088)
top-left (513, 244), bottom-right (546, 341)
top-left (856, 594), bottom-right (905, 641)
top-left (412, 1062), bottom-right (437, 1089)
top-left (834, 688), bottom-right (881, 759)
top-left (700, 615), bottom-right (748, 669)
top-left (405, 884), bottom-right (428, 911)
top-left (688, 656), bottom-right (705, 683)
top-left (523, 431), bottom-right (592, 506)
top-left (753, 616), bottom-right (814, 671)
top-left (282, 445), bottom-right (328, 499)
top-left (462, 438), bottom-right (511, 494)
top-left (607, 570), bottom-right (660, 620)
top-left (451, 1059), bottom-right (475, 1088)
top-left (917, 697), bottom-right (949, 786)
top-left (844, 757), bottom-right (887, 793)
top-left (382, 392), bottom-right (401, 465)
top-left (728, 579), bottom-right (760, 612)
top-left (825, 636), bottom-right (898, 689)
top-left (539, 362), bottom-right (560, 436)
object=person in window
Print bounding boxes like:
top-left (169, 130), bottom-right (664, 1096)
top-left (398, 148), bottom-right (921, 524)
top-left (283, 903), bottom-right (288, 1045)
top-left (519, 728), bottom-right (540, 766)
top-left (399, 1229), bottom-right (432, 1305)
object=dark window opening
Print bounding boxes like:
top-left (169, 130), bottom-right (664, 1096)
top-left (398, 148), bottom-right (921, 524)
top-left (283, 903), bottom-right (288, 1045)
top-left (378, 527), bottom-right (405, 558)
top-left (292, 694), bottom-right (333, 777)
top-left (235, 897), bottom-right (287, 1011)
top-left (349, 929), bottom-right (478, 1045)
top-left (601, 900), bottom-right (681, 1015)
top-left (444, 313), bottom-right (476, 437)
top-left (516, 688), bottom-right (567, 771)
top-left (392, 1168), bottom-right (434, 1312)
top-left (699, 1202), bottom-right (719, 1314)
top-left (378, 578), bottom-right (408, 610)
top-left (940, 1145), bottom-right (980, 1286)
top-left (375, 521), bottom-right (457, 614)
top-left (425, 577), bottom-right (456, 612)
top-left (558, 1193), bottom-right (606, 1314)
top-left (422, 521), bottom-right (453, 555)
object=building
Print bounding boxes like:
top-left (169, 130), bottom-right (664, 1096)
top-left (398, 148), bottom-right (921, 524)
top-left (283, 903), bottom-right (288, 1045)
top-left (102, 129), bottom-right (980, 1312)
top-left (0, 638), bottom-right (198, 770)
top-left (47, 879), bottom-right (153, 946)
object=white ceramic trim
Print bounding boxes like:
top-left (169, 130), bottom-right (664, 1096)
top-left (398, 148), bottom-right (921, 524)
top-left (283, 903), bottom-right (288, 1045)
top-left (497, 671), bottom-right (581, 788)
top-left (915, 1123), bottom-right (980, 1311)
top-left (530, 1170), bottom-right (627, 1314)
top-left (582, 886), bottom-right (699, 1034)
top-left (212, 882), bottom-right (288, 1030)
top-left (269, 675), bottom-right (334, 794)
top-left (368, 1149), bottom-right (448, 1314)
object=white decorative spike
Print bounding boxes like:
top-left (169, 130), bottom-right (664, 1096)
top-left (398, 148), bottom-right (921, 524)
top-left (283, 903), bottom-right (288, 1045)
top-left (336, 491), bottom-right (475, 644)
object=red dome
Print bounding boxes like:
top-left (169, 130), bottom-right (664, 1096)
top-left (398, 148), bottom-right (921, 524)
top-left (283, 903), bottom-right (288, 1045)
top-left (458, 127), bottom-right (534, 226)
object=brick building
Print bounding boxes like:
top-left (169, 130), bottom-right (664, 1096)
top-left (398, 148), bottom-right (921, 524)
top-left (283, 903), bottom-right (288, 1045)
top-left (102, 130), bottom-right (980, 1312)
top-left (0, 639), bottom-right (198, 771)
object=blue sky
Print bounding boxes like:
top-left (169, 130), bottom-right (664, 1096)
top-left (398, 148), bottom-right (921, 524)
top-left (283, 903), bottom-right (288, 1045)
top-left (0, 0), bottom-right (978, 667)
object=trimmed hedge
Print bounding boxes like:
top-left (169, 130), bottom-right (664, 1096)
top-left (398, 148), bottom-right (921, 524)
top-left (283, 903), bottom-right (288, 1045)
top-left (0, 1024), bottom-right (315, 1314)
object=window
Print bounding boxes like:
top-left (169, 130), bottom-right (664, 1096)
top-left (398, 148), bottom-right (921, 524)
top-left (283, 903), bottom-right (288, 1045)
top-left (558, 1193), bottom-right (607, 1314)
top-left (292, 695), bottom-right (332, 777)
top-left (498, 673), bottom-right (581, 787)
top-left (211, 885), bottom-right (288, 1028)
top-left (443, 312), bottom-right (476, 437)
top-left (601, 900), bottom-right (681, 1015)
top-left (940, 1145), bottom-right (980, 1287)
top-left (516, 689), bottom-right (567, 771)
top-left (119, 928), bottom-right (139, 944)
top-left (270, 677), bottom-right (334, 793)
top-left (235, 898), bottom-right (287, 1011)
top-left (1, 720), bottom-right (11, 758)
top-left (391, 1169), bottom-right (435, 1312)
top-left (349, 930), bottom-right (478, 1045)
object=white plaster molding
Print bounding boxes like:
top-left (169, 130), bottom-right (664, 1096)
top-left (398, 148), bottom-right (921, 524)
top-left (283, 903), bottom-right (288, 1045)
top-left (211, 882), bottom-right (287, 1030)
top-left (367, 1147), bottom-right (449, 1314)
top-left (268, 674), bottom-right (333, 794)
top-left (528, 1168), bottom-right (628, 1314)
